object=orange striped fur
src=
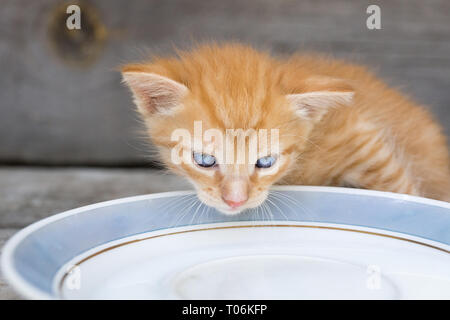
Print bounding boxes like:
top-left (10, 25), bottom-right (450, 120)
top-left (122, 43), bottom-right (450, 213)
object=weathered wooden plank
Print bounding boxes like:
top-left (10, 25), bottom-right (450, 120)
top-left (0, 167), bottom-right (191, 228)
top-left (0, 0), bottom-right (449, 165)
top-left (0, 228), bottom-right (22, 299)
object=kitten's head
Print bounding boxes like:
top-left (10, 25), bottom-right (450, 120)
top-left (122, 44), bottom-right (353, 214)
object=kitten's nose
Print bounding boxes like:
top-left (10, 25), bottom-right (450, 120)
top-left (223, 199), bottom-right (246, 209)
top-left (221, 178), bottom-right (248, 209)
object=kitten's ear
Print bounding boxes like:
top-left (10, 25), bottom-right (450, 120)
top-left (121, 71), bottom-right (188, 116)
top-left (287, 76), bottom-right (354, 122)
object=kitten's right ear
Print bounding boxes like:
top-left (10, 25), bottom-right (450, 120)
top-left (121, 71), bottom-right (188, 116)
top-left (286, 76), bottom-right (354, 122)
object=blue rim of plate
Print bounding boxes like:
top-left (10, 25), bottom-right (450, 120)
top-left (2, 186), bottom-right (450, 299)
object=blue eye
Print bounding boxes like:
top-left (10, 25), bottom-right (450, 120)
top-left (193, 152), bottom-right (217, 168)
top-left (256, 156), bottom-right (276, 168)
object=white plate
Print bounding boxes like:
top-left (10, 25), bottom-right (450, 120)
top-left (58, 222), bottom-right (449, 299)
top-left (2, 186), bottom-right (450, 299)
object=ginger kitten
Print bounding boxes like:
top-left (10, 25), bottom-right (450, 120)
top-left (122, 43), bottom-right (450, 214)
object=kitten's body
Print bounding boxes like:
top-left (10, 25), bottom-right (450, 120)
top-left (279, 55), bottom-right (450, 201)
top-left (122, 44), bottom-right (450, 212)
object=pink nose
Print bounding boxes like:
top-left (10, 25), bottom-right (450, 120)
top-left (223, 199), bottom-right (246, 209)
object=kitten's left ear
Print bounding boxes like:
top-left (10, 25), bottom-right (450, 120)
top-left (287, 76), bottom-right (354, 122)
top-left (121, 70), bottom-right (188, 116)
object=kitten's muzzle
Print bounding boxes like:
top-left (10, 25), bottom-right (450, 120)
top-left (221, 178), bottom-right (249, 209)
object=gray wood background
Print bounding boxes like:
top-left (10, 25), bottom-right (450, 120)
top-left (1, 0), bottom-right (449, 166)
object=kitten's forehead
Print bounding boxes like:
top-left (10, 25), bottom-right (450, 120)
top-left (190, 75), bottom-right (281, 129)
top-left (172, 44), bottom-right (283, 129)
top-left (149, 44), bottom-right (299, 139)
